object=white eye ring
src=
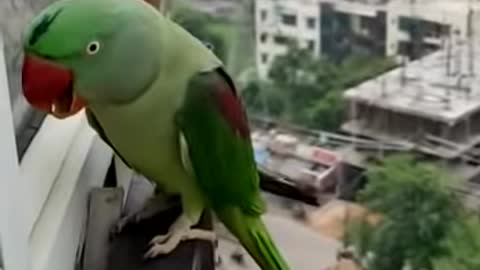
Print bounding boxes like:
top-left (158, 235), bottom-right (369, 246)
top-left (204, 41), bottom-right (214, 50)
top-left (86, 41), bottom-right (101, 55)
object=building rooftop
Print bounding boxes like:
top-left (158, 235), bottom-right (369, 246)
top-left (389, 0), bottom-right (480, 13)
top-left (187, 0), bottom-right (239, 17)
top-left (344, 35), bottom-right (480, 124)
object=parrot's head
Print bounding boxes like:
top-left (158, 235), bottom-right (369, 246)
top-left (21, 0), bottom-right (162, 118)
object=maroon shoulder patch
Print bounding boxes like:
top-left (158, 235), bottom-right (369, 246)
top-left (212, 77), bottom-right (250, 138)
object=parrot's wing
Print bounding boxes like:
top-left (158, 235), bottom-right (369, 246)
top-left (85, 108), bottom-right (133, 168)
top-left (175, 68), bottom-right (265, 215)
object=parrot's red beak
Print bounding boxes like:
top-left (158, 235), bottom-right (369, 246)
top-left (21, 54), bottom-right (86, 119)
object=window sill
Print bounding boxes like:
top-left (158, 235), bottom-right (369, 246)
top-left (19, 112), bottom-right (214, 270)
top-left (19, 112), bottom-right (113, 270)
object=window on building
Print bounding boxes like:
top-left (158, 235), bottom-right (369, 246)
top-left (261, 10), bottom-right (267, 21)
top-left (281, 14), bottom-right (297, 26)
top-left (398, 41), bottom-right (413, 57)
top-left (307, 17), bottom-right (316, 29)
top-left (274, 35), bottom-right (289, 45)
top-left (260, 33), bottom-right (268, 43)
top-left (261, 53), bottom-right (269, 63)
top-left (360, 17), bottom-right (371, 31)
top-left (425, 23), bottom-right (450, 38)
top-left (307, 40), bottom-right (315, 51)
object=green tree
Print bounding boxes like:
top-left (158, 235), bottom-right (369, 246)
top-left (265, 42), bottom-right (342, 126)
top-left (346, 154), bottom-right (462, 270)
top-left (240, 78), bottom-right (284, 118)
top-left (433, 215), bottom-right (480, 270)
top-left (244, 42), bottom-right (395, 131)
top-left (268, 42), bottom-right (338, 115)
top-left (305, 90), bottom-right (345, 131)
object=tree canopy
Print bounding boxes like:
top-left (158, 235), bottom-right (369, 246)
top-left (344, 154), bottom-right (480, 270)
top-left (433, 215), bottom-right (480, 270)
top-left (241, 43), bottom-right (395, 131)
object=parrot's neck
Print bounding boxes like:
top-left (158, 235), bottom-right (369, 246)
top-left (160, 19), bottom-right (223, 77)
top-left (88, 15), bottom-right (224, 124)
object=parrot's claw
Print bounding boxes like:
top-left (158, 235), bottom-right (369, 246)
top-left (142, 214), bottom-right (216, 259)
top-left (110, 195), bottom-right (180, 239)
top-left (143, 228), bottom-right (216, 259)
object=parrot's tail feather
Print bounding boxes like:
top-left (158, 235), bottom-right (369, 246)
top-left (215, 207), bottom-right (290, 270)
top-left (246, 219), bottom-right (290, 270)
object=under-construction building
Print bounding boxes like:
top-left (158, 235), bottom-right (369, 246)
top-left (341, 7), bottom-right (480, 207)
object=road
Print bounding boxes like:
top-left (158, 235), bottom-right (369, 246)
top-left (213, 193), bottom-right (340, 270)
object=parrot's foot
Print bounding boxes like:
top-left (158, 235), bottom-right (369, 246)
top-left (143, 214), bottom-right (216, 259)
top-left (110, 195), bottom-right (180, 238)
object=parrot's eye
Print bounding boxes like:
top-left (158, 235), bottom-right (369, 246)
top-left (205, 42), bottom-right (214, 51)
top-left (86, 41), bottom-right (101, 55)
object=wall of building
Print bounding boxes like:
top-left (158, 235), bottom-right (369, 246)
top-left (385, 0), bottom-right (473, 61)
top-left (320, 1), bottom-right (386, 63)
top-left (347, 100), bottom-right (480, 145)
top-left (255, 0), bottom-right (480, 78)
top-left (255, 0), bottom-right (321, 78)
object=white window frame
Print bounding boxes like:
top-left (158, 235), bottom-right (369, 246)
top-left (0, 31), bottom-right (31, 270)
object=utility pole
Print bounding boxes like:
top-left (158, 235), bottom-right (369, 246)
top-left (467, 0), bottom-right (475, 76)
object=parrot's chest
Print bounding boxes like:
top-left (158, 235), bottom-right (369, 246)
top-left (92, 102), bottom-right (187, 191)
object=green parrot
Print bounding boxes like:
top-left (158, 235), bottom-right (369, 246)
top-left (21, 0), bottom-right (290, 269)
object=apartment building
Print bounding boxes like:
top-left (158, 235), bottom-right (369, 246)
top-left (386, 0), bottom-right (480, 62)
top-left (319, 0), bottom-right (387, 63)
top-left (255, 0), bottom-right (322, 78)
top-left (187, 0), bottom-right (239, 18)
top-left (255, 0), bottom-right (480, 79)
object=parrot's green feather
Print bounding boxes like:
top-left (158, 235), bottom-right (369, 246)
top-left (85, 108), bottom-right (132, 168)
top-left (24, 0), bottom-right (125, 57)
top-left (215, 207), bottom-right (291, 270)
top-left (176, 69), bottom-right (290, 270)
top-left (176, 69), bottom-right (264, 215)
